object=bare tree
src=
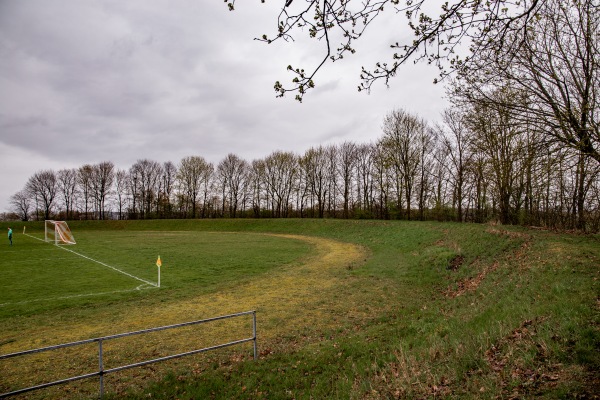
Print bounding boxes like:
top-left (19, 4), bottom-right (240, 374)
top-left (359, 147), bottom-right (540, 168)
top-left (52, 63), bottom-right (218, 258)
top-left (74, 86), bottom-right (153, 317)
top-left (380, 109), bottom-right (427, 220)
top-left (263, 151), bottom-right (298, 217)
top-left (217, 154), bottom-right (249, 218)
top-left (337, 141), bottom-right (357, 218)
top-left (355, 143), bottom-right (375, 218)
top-left (114, 169), bottom-right (129, 220)
top-left (10, 190), bottom-right (31, 221)
top-left (177, 156), bottom-right (213, 218)
top-left (26, 170), bottom-right (57, 221)
top-left (129, 159), bottom-right (162, 219)
top-left (249, 159), bottom-right (267, 217)
top-left (91, 161), bottom-right (115, 220)
top-left (324, 145), bottom-right (339, 217)
top-left (295, 154), bottom-right (310, 217)
top-left (77, 165), bottom-right (94, 219)
top-left (300, 146), bottom-right (329, 218)
top-left (371, 144), bottom-right (393, 219)
top-left (158, 161), bottom-right (177, 218)
top-left (430, 142), bottom-right (451, 220)
top-left (465, 150), bottom-right (492, 223)
top-left (56, 168), bottom-right (78, 220)
top-left (440, 109), bottom-right (473, 222)
top-left (416, 126), bottom-right (437, 220)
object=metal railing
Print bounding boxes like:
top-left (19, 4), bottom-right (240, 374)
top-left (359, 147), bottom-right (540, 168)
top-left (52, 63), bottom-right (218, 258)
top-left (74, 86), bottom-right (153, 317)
top-left (0, 310), bottom-right (257, 399)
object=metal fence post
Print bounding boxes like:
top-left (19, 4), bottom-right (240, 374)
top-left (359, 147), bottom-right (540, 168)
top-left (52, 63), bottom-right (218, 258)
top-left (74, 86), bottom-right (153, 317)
top-left (99, 338), bottom-right (104, 399)
top-left (252, 311), bottom-right (257, 361)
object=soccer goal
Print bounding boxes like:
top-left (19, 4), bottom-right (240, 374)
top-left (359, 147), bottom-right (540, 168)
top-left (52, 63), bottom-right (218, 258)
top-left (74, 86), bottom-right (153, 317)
top-left (45, 220), bottom-right (76, 245)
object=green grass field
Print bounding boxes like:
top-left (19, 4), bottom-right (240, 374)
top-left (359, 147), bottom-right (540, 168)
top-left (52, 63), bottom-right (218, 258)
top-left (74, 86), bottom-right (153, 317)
top-left (1, 228), bottom-right (310, 318)
top-left (0, 219), bottom-right (598, 399)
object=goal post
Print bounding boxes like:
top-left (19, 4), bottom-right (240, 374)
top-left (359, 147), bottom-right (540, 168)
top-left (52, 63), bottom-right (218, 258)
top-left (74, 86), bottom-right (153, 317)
top-left (45, 220), bottom-right (76, 245)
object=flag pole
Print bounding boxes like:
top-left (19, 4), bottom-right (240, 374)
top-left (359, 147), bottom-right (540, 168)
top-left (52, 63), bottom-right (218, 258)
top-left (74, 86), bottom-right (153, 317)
top-left (156, 255), bottom-right (162, 288)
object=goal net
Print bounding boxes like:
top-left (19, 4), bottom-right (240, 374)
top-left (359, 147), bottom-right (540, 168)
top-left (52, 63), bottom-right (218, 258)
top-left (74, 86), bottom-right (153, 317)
top-left (45, 220), bottom-right (76, 245)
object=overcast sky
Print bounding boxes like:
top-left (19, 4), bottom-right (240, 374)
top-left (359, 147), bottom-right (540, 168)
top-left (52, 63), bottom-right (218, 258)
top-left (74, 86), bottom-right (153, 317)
top-left (0, 0), bottom-right (448, 213)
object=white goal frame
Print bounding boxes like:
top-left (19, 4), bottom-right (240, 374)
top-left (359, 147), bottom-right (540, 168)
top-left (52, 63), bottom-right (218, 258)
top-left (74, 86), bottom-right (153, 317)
top-left (45, 220), bottom-right (76, 245)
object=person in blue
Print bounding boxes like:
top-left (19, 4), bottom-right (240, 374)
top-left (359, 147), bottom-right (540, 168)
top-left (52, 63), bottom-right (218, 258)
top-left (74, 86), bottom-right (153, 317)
top-left (8, 227), bottom-right (12, 246)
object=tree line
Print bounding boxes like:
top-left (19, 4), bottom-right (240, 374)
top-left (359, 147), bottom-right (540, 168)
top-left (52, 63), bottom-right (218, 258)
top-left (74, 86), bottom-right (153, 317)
top-left (8, 104), bottom-right (600, 232)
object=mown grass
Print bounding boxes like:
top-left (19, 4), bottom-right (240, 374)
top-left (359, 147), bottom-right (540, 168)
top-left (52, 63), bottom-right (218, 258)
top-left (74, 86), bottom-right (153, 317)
top-left (0, 228), bottom-right (310, 319)
top-left (0, 219), bottom-right (598, 399)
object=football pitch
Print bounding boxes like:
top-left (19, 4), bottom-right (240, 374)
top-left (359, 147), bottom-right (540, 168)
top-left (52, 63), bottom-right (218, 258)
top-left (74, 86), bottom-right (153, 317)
top-left (0, 229), bottom-right (313, 318)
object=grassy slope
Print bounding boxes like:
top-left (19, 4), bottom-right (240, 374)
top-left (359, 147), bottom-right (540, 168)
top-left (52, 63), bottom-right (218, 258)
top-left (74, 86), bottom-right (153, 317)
top-left (1, 219), bottom-right (598, 398)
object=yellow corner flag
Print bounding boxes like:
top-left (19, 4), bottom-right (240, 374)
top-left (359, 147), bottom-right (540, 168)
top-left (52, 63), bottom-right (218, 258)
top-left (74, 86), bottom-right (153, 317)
top-left (23, 226), bottom-right (26, 234)
top-left (156, 255), bottom-right (162, 268)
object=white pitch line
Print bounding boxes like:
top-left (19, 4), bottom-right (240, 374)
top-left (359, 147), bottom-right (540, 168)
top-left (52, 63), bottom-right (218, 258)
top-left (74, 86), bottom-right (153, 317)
top-left (58, 246), bottom-right (157, 287)
top-left (24, 233), bottom-right (158, 287)
top-left (0, 284), bottom-right (156, 307)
